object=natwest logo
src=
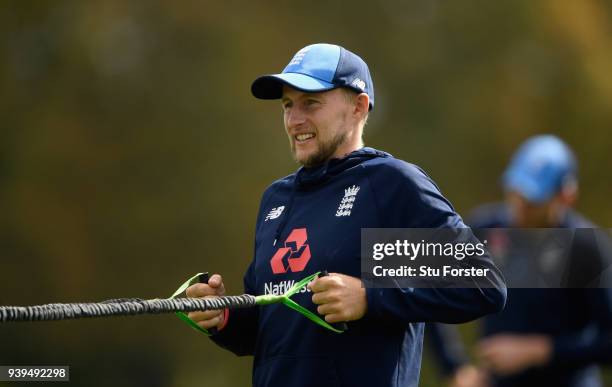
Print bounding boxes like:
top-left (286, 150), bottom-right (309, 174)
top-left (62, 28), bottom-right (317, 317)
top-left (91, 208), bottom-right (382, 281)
top-left (270, 228), bottom-right (311, 274)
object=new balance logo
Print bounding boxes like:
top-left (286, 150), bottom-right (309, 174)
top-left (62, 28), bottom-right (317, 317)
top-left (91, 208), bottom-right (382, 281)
top-left (335, 185), bottom-right (360, 217)
top-left (351, 78), bottom-right (366, 91)
top-left (265, 206), bottom-right (285, 221)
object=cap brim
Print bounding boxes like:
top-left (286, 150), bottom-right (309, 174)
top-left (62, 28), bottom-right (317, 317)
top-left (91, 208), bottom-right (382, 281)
top-left (251, 73), bottom-right (335, 100)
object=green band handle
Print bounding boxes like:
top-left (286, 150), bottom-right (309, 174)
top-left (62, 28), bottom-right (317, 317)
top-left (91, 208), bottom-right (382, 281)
top-left (171, 271), bottom-right (345, 335)
top-left (170, 272), bottom-right (214, 336)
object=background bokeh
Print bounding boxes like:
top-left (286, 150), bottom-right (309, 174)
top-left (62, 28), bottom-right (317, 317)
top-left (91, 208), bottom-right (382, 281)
top-left (1, 1), bottom-right (611, 386)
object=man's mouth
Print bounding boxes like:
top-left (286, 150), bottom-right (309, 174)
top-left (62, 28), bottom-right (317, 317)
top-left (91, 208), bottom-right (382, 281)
top-left (295, 133), bottom-right (316, 143)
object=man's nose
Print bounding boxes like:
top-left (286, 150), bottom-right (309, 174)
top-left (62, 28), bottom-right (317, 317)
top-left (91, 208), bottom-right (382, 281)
top-left (286, 107), bottom-right (306, 128)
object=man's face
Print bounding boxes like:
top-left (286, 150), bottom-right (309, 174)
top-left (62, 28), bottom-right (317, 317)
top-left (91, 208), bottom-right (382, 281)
top-left (506, 191), bottom-right (564, 227)
top-left (281, 86), bottom-right (354, 167)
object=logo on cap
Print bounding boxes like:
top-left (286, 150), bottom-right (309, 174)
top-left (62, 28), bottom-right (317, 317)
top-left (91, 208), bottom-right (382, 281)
top-left (351, 78), bottom-right (366, 91)
top-left (288, 47), bottom-right (311, 66)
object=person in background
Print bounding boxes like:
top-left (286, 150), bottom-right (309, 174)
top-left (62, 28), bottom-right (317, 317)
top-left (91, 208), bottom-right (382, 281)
top-left (428, 134), bottom-right (612, 387)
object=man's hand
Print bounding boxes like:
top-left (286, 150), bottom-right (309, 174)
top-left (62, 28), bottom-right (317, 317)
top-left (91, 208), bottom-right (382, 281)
top-left (185, 274), bottom-right (226, 330)
top-left (477, 334), bottom-right (552, 376)
top-left (308, 273), bottom-right (367, 323)
top-left (448, 364), bottom-right (489, 387)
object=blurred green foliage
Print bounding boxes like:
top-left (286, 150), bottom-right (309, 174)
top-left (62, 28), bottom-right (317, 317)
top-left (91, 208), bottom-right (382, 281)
top-left (1, 1), bottom-right (611, 386)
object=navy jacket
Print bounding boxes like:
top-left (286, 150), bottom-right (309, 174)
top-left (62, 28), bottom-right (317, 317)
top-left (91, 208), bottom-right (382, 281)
top-left (211, 147), bottom-right (507, 387)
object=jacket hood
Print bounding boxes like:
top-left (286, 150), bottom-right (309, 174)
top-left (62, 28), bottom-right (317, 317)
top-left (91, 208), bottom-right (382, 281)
top-left (296, 147), bottom-right (391, 189)
top-left (272, 147), bottom-right (390, 246)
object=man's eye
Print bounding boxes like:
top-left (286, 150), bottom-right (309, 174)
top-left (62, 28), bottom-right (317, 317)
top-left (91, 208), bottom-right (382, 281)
top-left (306, 100), bottom-right (319, 106)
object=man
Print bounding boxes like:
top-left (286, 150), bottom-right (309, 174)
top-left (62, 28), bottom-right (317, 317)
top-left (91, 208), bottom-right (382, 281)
top-left (185, 43), bottom-right (507, 387)
top-left (430, 135), bottom-right (612, 387)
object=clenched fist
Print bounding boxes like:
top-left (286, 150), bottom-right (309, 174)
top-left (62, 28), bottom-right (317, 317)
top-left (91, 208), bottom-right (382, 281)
top-left (308, 273), bottom-right (367, 323)
top-left (185, 274), bottom-right (227, 330)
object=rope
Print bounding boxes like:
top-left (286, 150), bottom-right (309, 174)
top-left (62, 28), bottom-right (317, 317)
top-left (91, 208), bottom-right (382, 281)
top-left (0, 271), bottom-right (345, 334)
top-left (0, 295), bottom-right (256, 322)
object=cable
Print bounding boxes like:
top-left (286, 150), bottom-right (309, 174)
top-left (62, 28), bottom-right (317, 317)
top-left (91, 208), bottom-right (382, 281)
top-left (0, 295), bottom-right (256, 322)
top-left (0, 271), bottom-right (346, 334)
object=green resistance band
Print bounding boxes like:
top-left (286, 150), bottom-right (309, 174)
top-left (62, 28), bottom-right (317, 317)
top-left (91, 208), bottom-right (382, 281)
top-left (170, 271), bottom-right (344, 335)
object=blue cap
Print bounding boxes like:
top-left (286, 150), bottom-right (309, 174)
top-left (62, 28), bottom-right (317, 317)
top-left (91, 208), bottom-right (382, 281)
top-left (251, 43), bottom-right (375, 110)
top-left (503, 135), bottom-right (578, 203)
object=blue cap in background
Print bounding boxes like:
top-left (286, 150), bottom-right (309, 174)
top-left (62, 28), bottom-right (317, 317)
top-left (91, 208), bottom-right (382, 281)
top-left (503, 135), bottom-right (578, 203)
top-left (251, 43), bottom-right (375, 110)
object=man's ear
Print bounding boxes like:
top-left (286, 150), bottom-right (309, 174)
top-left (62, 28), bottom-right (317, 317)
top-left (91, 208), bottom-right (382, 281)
top-left (354, 93), bottom-right (369, 120)
top-left (560, 184), bottom-right (578, 207)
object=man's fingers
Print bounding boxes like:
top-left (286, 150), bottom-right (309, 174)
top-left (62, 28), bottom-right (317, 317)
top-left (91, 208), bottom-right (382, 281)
top-left (196, 315), bottom-right (222, 330)
top-left (185, 274), bottom-right (225, 298)
top-left (477, 337), bottom-right (498, 355)
top-left (317, 302), bottom-right (347, 318)
top-left (317, 304), bottom-right (333, 316)
top-left (324, 313), bottom-right (343, 324)
top-left (477, 346), bottom-right (495, 362)
top-left (308, 278), bottom-right (327, 293)
top-left (309, 274), bottom-right (343, 292)
top-left (477, 342), bottom-right (501, 371)
top-left (204, 274), bottom-right (226, 296)
top-left (185, 283), bottom-right (217, 298)
top-left (311, 290), bottom-right (339, 305)
top-left (187, 309), bottom-right (222, 322)
top-left (208, 274), bottom-right (225, 291)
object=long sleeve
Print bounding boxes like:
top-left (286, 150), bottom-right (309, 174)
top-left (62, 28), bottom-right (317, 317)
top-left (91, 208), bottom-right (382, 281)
top-left (363, 160), bottom-right (507, 325)
top-left (365, 286), bottom-right (505, 324)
